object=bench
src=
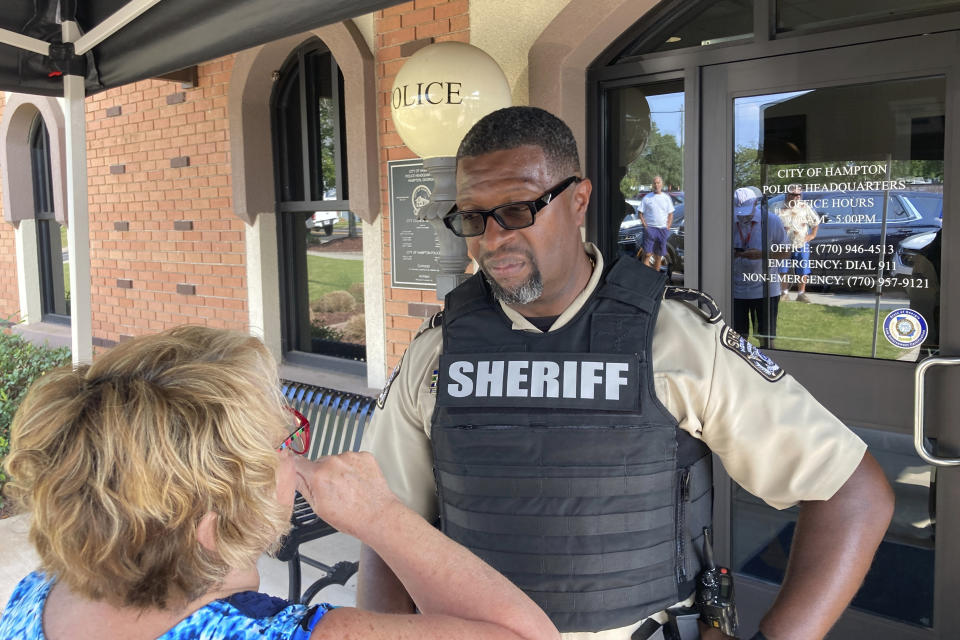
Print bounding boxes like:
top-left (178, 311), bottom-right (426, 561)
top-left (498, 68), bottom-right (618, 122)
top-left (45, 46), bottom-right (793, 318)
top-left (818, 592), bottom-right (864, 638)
top-left (276, 381), bottom-right (377, 604)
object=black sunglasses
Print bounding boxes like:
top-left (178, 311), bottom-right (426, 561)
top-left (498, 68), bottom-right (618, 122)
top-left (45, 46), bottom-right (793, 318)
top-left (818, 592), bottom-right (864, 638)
top-left (443, 176), bottom-right (581, 238)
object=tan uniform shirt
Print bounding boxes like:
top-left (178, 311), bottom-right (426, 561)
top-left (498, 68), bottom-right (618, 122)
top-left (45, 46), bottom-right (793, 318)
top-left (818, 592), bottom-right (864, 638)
top-left (362, 244), bottom-right (866, 640)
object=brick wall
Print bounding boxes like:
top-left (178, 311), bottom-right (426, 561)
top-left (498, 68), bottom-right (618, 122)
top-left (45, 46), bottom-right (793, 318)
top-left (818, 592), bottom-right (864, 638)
top-left (0, 94), bottom-right (19, 324)
top-left (85, 57), bottom-right (246, 344)
top-left (376, 0), bottom-right (469, 370)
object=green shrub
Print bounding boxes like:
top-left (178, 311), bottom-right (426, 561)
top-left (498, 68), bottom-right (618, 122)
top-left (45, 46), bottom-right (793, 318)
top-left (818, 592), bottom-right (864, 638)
top-left (348, 282), bottom-right (365, 305)
top-left (0, 332), bottom-right (71, 510)
top-left (310, 319), bottom-right (344, 342)
top-left (341, 314), bottom-right (365, 345)
top-left (311, 290), bottom-right (357, 314)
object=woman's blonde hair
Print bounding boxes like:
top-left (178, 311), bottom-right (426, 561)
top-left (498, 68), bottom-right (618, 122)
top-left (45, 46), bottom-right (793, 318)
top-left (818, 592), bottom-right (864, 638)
top-left (3, 326), bottom-right (292, 609)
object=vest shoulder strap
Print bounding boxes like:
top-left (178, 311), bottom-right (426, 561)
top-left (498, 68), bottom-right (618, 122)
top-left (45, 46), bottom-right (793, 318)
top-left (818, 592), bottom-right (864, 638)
top-left (664, 286), bottom-right (722, 324)
top-left (595, 257), bottom-right (667, 314)
top-left (443, 273), bottom-right (491, 324)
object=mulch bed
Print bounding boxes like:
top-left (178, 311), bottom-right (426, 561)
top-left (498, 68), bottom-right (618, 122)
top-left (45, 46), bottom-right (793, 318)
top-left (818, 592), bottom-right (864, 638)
top-left (310, 236), bottom-right (363, 253)
top-left (316, 310), bottom-right (357, 326)
top-left (0, 502), bottom-right (15, 520)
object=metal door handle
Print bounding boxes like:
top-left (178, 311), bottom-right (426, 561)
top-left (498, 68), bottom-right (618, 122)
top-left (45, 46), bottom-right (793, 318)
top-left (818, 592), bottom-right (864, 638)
top-left (845, 228), bottom-right (861, 234)
top-left (914, 357), bottom-right (960, 466)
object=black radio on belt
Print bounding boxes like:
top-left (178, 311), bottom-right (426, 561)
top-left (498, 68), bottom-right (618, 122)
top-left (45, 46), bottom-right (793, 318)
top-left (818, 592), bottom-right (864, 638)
top-left (696, 527), bottom-right (739, 637)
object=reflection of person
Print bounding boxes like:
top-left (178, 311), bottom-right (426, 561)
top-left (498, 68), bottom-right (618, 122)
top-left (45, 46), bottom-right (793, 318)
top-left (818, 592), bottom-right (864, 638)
top-left (733, 187), bottom-right (789, 349)
top-left (638, 175), bottom-right (674, 271)
top-left (906, 229), bottom-right (941, 356)
top-left (775, 184), bottom-right (820, 303)
top-left (0, 326), bottom-right (558, 640)
top-left (359, 107), bottom-right (893, 640)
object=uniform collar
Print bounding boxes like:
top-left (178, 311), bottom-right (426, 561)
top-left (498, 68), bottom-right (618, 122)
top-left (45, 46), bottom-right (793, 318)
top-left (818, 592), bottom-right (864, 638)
top-left (499, 243), bottom-right (604, 333)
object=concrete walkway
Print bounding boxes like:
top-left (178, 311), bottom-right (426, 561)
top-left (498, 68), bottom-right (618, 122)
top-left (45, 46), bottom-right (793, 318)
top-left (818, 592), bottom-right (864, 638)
top-left (0, 515), bottom-right (38, 613)
top-left (0, 513), bottom-right (359, 614)
top-left (306, 249), bottom-right (363, 260)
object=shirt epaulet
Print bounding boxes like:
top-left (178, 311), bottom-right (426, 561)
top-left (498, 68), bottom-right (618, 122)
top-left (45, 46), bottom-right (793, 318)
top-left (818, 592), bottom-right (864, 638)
top-left (664, 286), bottom-right (722, 324)
top-left (415, 311), bottom-right (444, 339)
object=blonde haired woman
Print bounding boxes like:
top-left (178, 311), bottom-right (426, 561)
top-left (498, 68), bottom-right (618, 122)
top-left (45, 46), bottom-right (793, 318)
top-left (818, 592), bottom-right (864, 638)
top-left (0, 326), bottom-right (558, 640)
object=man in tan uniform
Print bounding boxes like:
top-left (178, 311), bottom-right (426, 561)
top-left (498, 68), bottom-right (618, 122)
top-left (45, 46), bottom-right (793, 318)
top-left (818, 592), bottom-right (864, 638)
top-left (359, 106), bottom-right (893, 640)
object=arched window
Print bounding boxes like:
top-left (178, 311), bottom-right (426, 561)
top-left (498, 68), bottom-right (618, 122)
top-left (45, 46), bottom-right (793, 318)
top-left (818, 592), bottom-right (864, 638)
top-left (30, 115), bottom-right (69, 323)
top-left (272, 39), bottom-right (364, 362)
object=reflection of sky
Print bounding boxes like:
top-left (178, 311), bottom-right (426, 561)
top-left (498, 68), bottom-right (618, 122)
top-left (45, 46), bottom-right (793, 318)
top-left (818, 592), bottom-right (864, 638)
top-left (734, 90), bottom-right (812, 149)
top-left (648, 93), bottom-right (685, 145)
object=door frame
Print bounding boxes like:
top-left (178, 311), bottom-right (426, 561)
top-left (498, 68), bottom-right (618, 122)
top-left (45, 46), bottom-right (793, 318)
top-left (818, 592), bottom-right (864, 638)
top-left (699, 32), bottom-right (960, 638)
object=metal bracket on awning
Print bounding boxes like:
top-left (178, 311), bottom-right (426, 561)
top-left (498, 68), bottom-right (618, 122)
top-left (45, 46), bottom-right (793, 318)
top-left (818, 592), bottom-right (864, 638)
top-left (48, 42), bottom-right (87, 77)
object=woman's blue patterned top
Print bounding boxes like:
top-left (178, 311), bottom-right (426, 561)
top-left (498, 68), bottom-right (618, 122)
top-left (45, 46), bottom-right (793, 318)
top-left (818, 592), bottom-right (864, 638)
top-left (0, 572), bottom-right (331, 640)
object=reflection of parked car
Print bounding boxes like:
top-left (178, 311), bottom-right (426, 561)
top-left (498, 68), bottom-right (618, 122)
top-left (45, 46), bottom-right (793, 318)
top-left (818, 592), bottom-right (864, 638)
top-left (306, 210), bottom-right (342, 236)
top-left (617, 207), bottom-right (644, 255)
top-left (767, 190), bottom-right (942, 280)
top-left (893, 230), bottom-right (939, 277)
top-left (903, 229), bottom-right (941, 353)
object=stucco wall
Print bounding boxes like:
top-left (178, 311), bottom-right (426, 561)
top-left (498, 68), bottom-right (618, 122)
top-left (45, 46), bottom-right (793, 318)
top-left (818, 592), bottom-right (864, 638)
top-left (354, 13), bottom-right (377, 56)
top-left (471, 0), bottom-right (570, 106)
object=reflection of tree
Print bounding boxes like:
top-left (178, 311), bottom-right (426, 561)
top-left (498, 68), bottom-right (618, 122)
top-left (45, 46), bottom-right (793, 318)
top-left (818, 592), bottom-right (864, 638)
top-left (620, 123), bottom-right (683, 196)
top-left (735, 145), bottom-right (761, 190)
top-left (890, 160), bottom-right (944, 183)
top-left (318, 98), bottom-right (336, 194)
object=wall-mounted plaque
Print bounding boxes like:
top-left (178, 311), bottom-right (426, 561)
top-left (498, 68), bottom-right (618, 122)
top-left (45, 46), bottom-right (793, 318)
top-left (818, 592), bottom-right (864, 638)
top-left (389, 159), bottom-right (441, 290)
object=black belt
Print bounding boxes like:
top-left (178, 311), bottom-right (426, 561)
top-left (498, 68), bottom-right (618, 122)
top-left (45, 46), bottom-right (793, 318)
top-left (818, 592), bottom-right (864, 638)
top-left (631, 608), bottom-right (702, 640)
top-left (631, 619), bottom-right (667, 640)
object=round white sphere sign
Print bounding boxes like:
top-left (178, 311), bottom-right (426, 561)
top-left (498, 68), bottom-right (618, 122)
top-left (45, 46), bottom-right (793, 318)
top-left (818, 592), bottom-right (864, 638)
top-left (391, 42), bottom-right (511, 158)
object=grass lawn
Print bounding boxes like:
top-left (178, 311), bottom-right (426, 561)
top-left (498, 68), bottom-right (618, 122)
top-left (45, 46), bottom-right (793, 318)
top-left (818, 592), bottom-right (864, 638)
top-left (769, 301), bottom-right (903, 360)
top-left (307, 255), bottom-right (363, 302)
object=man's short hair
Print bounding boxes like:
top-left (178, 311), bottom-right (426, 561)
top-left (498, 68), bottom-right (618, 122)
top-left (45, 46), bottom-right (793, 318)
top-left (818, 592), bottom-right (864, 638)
top-left (3, 326), bottom-right (292, 609)
top-left (457, 106), bottom-right (581, 177)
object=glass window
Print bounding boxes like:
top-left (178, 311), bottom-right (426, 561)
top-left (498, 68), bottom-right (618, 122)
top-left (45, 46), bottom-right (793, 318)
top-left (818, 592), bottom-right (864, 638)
top-left (613, 0), bottom-right (752, 61)
top-left (778, 0), bottom-right (960, 33)
top-left (606, 80), bottom-right (685, 285)
top-left (30, 116), bottom-right (70, 323)
top-left (732, 427), bottom-right (936, 627)
top-left (272, 40), bottom-right (364, 362)
top-left (731, 77), bottom-right (944, 360)
top-left (274, 72), bottom-right (303, 202)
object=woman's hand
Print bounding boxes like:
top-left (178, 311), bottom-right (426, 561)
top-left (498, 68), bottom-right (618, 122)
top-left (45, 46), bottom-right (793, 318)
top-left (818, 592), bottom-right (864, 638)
top-left (297, 453), bottom-right (560, 640)
top-left (294, 452), bottom-right (402, 539)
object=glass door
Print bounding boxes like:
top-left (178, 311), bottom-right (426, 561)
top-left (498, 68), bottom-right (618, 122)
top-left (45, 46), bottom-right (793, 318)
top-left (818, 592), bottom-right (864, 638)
top-left (701, 32), bottom-right (960, 639)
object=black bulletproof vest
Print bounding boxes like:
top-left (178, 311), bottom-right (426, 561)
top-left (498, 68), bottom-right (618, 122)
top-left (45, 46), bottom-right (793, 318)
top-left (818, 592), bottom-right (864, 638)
top-left (431, 257), bottom-right (712, 633)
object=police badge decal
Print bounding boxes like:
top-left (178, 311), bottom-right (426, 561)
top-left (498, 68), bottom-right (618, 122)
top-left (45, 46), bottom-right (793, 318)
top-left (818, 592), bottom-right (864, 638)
top-left (882, 308), bottom-right (928, 349)
top-left (720, 326), bottom-right (785, 382)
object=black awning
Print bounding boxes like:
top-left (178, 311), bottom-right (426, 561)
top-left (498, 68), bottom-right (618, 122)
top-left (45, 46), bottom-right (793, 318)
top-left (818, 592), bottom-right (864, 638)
top-left (1, 0), bottom-right (402, 96)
